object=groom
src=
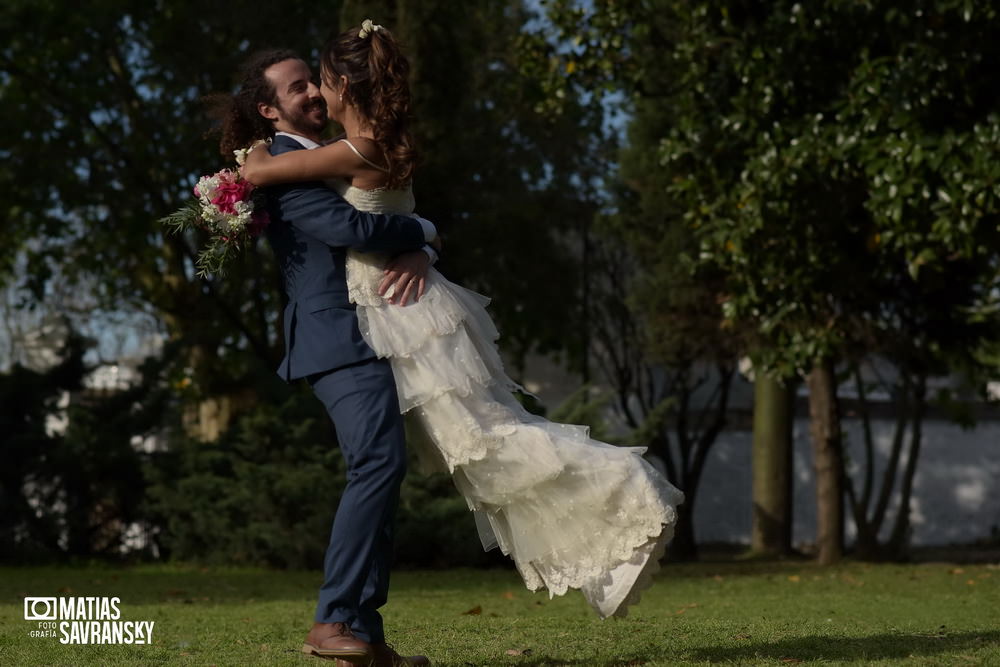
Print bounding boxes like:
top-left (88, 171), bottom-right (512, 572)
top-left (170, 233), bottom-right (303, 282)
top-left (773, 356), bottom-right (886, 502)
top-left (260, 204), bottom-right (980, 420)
top-left (240, 50), bottom-right (433, 666)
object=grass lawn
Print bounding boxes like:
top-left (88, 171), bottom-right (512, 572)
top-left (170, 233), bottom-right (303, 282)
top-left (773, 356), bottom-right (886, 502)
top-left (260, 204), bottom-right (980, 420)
top-left (1, 559), bottom-right (998, 666)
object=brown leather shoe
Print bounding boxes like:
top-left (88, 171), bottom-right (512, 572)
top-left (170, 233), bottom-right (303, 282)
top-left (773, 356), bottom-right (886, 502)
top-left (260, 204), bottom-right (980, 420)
top-left (333, 644), bottom-right (429, 667)
top-left (371, 641), bottom-right (429, 667)
top-left (301, 622), bottom-right (373, 663)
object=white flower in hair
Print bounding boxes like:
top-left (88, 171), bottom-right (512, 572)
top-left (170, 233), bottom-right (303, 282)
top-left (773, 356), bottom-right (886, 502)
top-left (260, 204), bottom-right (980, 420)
top-left (358, 18), bottom-right (383, 39)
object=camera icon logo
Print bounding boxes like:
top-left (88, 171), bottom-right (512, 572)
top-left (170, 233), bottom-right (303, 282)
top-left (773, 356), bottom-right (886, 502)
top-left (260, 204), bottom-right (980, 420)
top-left (24, 597), bottom-right (57, 621)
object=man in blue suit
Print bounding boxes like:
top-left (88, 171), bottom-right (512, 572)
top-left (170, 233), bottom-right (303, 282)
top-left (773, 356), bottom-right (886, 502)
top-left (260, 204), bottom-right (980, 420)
top-left (239, 50), bottom-right (434, 666)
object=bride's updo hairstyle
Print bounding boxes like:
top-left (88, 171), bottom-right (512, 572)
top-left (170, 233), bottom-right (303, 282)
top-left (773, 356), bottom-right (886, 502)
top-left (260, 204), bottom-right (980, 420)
top-left (322, 20), bottom-right (417, 188)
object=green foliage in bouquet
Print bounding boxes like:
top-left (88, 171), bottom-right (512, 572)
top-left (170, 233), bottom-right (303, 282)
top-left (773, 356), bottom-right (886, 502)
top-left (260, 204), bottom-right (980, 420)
top-left (159, 168), bottom-right (269, 278)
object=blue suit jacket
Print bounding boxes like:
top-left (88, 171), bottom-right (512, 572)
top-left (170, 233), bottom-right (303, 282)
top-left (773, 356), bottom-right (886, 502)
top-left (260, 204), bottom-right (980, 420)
top-left (264, 134), bottom-right (427, 380)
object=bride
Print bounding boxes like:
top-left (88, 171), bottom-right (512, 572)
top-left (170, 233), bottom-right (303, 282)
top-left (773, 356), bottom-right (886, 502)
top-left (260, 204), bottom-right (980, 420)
top-left (243, 20), bottom-right (683, 619)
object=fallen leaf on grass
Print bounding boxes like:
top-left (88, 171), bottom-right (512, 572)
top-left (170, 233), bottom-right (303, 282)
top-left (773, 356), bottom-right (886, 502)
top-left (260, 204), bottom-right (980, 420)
top-left (462, 605), bottom-right (482, 616)
top-left (780, 658), bottom-right (802, 664)
top-left (787, 575), bottom-right (800, 583)
top-left (712, 575), bottom-right (724, 582)
top-left (967, 579), bottom-right (977, 586)
top-left (950, 568), bottom-right (965, 575)
top-left (732, 633), bottom-right (751, 640)
top-left (505, 648), bottom-right (533, 656)
top-left (502, 591), bottom-right (515, 600)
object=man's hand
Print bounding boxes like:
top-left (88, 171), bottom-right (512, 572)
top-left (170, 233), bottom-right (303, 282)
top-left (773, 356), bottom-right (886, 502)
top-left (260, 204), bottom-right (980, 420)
top-left (380, 250), bottom-right (431, 306)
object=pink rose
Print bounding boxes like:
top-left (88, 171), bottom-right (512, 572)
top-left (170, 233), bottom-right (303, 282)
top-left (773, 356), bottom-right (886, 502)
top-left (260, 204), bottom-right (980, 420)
top-left (211, 179), bottom-right (254, 216)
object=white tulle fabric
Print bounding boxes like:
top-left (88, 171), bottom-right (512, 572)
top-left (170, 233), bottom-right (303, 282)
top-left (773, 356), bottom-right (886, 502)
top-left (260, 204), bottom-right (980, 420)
top-left (329, 180), bottom-right (684, 618)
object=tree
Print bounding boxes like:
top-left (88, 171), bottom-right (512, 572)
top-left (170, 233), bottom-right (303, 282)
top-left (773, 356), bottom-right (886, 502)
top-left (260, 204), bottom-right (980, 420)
top-left (0, 328), bottom-right (165, 560)
top-left (751, 372), bottom-right (795, 557)
top-left (520, 0), bottom-right (742, 560)
top-left (662, 1), bottom-right (1000, 562)
top-left (2, 0), bottom-right (599, 436)
top-left (1, 1), bottom-right (346, 436)
top-left (528, 0), bottom-right (1000, 564)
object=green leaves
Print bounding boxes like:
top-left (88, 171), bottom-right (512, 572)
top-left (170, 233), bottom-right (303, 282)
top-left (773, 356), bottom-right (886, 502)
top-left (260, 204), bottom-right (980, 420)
top-left (645, 0), bottom-right (1000, 375)
top-left (158, 201), bottom-right (201, 238)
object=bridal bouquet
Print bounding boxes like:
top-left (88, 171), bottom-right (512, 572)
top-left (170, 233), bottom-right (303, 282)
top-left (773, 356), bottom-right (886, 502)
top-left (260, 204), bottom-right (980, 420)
top-left (160, 146), bottom-right (269, 277)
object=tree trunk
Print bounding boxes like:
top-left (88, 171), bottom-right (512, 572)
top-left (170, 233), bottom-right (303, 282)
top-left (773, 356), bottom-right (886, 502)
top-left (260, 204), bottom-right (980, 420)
top-left (807, 358), bottom-right (844, 565)
top-left (751, 372), bottom-right (795, 556)
top-left (887, 372), bottom-right (927, 558)
top-left (669, 501), bottom-right (698, 561)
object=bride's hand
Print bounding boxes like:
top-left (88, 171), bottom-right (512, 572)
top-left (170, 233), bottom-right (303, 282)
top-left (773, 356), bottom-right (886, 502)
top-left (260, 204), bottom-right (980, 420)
top-left (240, 142), bottom-right (272, 185)
top-left (380, 250), bottom-right (430, 306)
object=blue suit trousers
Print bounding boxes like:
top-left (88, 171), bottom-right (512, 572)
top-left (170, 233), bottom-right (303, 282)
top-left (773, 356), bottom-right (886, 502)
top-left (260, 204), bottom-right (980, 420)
top-left (308, 357), bottom-right (406, 644)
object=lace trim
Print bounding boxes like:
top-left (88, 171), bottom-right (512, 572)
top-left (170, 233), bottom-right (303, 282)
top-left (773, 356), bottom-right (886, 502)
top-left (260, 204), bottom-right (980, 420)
top-left (520, 471), bottom-right (680, 603)
top-left (344, 236), bottom-right (682, 619)
top-left (609, 524), bottom-right (673, 618)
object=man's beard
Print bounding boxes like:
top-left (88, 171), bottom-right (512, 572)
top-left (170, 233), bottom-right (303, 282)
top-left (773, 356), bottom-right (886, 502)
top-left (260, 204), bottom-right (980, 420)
top-left (278, 98), bottom-right (328, 136)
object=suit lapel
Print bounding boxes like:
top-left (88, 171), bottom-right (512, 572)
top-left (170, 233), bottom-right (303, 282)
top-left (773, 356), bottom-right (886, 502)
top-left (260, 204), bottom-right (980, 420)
top-left (270, 134), bottom-right (307, 155)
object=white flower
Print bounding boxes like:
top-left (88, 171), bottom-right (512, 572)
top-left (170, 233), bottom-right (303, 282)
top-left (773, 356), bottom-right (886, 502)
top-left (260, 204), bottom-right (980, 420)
top-left (233, 147), bottom-right (250, 167)
top-left (234, 139), bottom-right (269, 167)
top-left (195, 175), bottom-right (220, 204)
top-left (358, 18), bottom-right (383, 39)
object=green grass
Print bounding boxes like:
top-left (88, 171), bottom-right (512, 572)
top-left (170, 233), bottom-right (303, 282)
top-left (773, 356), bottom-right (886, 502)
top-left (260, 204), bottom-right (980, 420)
top-left (1, 560), bottom-right (998, 665)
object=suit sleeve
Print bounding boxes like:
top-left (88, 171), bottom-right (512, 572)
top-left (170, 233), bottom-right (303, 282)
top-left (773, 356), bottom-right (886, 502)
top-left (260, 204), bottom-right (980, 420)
top-left (271, 182), bottom-right (428, 253)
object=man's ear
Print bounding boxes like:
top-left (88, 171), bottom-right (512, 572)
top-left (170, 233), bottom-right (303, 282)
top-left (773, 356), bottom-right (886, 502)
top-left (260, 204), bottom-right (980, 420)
top-left (258, 102), bottom-right (279, 122)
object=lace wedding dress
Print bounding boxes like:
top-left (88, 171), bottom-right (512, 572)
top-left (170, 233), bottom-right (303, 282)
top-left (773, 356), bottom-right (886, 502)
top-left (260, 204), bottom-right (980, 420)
top-left (329, 176), bottom-right (684, 618)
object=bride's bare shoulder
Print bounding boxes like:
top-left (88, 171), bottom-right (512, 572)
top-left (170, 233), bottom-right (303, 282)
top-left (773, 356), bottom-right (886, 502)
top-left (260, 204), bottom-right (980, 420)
top-left (341, 136), bottom-right (387, 170)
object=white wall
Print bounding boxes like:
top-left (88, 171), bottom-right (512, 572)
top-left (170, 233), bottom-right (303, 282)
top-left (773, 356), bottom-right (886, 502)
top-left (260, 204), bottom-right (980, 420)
top-left (694, 418), bottom-right (1000, 547)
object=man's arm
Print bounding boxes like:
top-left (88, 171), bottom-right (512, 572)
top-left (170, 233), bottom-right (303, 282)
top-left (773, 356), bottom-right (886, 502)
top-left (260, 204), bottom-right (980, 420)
top-left (272, 183), bottom-right (435, 254)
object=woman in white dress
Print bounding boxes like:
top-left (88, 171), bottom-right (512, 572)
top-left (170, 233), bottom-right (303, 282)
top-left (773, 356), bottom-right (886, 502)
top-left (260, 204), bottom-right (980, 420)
top-left (243, 20), bottom-right (683, 619)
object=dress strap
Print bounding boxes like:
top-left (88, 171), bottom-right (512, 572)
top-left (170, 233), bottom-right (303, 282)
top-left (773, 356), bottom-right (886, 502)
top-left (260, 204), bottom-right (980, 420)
top-left (339, 139), bottom-right (389, 172)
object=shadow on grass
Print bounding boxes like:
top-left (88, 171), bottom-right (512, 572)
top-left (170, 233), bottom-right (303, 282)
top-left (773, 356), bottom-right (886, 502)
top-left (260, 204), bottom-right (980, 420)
top-left (436, 659), bottom-right (648, 667)
top-left (691, 629), bottom-right (1000, 663)
top-left (436, 631), bottom-right (1000, 666)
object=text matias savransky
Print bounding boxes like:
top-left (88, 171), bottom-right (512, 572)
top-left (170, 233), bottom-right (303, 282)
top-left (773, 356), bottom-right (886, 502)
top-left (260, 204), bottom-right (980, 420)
top-left (24, 596), bottom-right (155, 645)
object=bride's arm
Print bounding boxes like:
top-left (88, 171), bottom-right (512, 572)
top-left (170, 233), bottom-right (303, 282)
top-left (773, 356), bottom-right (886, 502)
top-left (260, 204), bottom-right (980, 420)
top-left (242, 140), bottom-right (364, 185)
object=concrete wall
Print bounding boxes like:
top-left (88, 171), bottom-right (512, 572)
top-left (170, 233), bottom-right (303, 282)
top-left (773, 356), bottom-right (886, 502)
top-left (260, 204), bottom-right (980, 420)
top-left (694, 418), bottom-right (1000, 547)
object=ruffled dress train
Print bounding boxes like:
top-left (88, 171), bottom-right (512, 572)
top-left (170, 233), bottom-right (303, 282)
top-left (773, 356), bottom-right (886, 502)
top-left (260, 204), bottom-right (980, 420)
top-left (332, 182), bottom-right (684, 618)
